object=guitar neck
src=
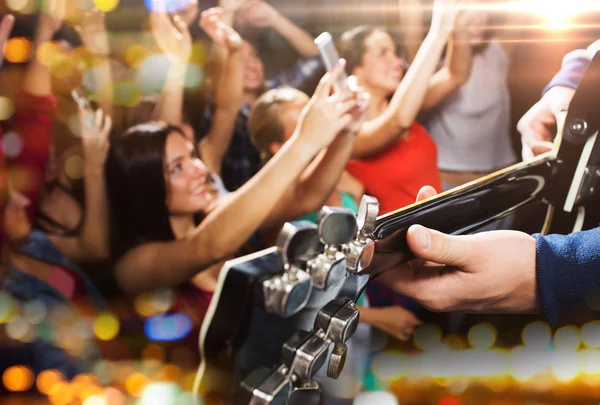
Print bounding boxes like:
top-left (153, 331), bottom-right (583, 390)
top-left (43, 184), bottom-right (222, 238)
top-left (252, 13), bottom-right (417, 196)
top-left (365, 155), bottom-right (554, 275)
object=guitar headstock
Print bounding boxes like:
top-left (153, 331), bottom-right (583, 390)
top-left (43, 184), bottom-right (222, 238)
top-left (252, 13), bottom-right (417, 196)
top-left (236, 197), bottom-right (379, 404)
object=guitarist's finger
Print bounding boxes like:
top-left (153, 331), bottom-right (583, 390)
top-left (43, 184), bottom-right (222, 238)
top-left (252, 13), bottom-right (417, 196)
top-left (407, 225), bottom-right (473, 268)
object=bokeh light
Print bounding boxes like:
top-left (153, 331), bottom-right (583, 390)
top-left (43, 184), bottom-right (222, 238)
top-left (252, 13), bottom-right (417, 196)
top-left (522, 321), bottom-right (552, 349)
top-left (48, 381), bottom-right (74, 405)
top-left (94, 0), bottom-right (119, 12)
top-left (37, 41), bottom-right (60, 66)
top-left (2, 366), bottom-right (34, 392)
top-left (23, 300), bottom-right (47, 325)
top-left (413, 324), bottom-right (442, 351)
top-left (554, 325), bottom-right (582, 351)
top-left (6, 0), bottom-right (30, 12)
top-left (125, 372), bottom-right (150, 397)
top-left (581, 321), bottom-right (600, 349)
top-left (190, 42), bottom-right (209, 67)
top-left (4, 37), bottom-right (33, 63)
top-left (2, 131), bottom-right (23, 157)
top-left (0, 292), bottom-right (14, 323)
top-left (141, 343), bottom-right (166, 363)
top-left (65, 155), bottom-right (84, 180)
top-left (113, 81), bottom-right (143, 107)
top-left (6, 315), bottom-right (33, 342)
top-left (354, 391), bottom-right (398, 405)
top-left (0, 96), bottom-right (15, 121)
top-left (467, 323), bottom-right (497, 350)
top-left (36, 370), bottom-right (65, 395)
top-left (94, 313), bottom-right (120, 341)
top-left (370, 351), bottom-right (405, 381)
top-left (144, 313), bottom-right (192, 342)
top-left (144, 0), bottom-right (189, 12)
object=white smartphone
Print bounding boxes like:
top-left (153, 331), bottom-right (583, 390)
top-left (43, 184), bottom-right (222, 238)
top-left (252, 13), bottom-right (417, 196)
top-left (314, 32), bottom-right (349, 91)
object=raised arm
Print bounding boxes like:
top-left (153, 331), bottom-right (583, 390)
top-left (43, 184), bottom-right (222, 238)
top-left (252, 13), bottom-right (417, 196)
top-left (50, 107), bottom-right (111, 262)
top-left (197, 7), bottom-right (244, 174)
top-left (420, 8), bottom-right (475, 110)
top-left (114, 69), bottom-right (356, 294)
top-left (238, 0), bottom-right (318, 57)
top-left (75, 9), bottom-right (113, 118)
top-left (398, 0), bottom-right (427, 64)
top-left (151, 12), bottom-right (192, 125)
top-left (263, 72), bottom-right (367, 228)
top-left (352, 0), bottom-right (460, 158)
top-left (0, 15), bottom-right (15, 68)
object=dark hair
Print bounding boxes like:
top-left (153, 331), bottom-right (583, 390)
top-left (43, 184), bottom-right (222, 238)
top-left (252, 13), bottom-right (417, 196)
top-left (338, 25), bottom-right (385, 75)
top-left (106, 121), bottom-right (186, 255)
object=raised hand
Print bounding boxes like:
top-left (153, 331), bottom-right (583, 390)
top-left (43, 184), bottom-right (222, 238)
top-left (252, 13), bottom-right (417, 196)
top-left (150, 12), bottom-right (192, 61)
top-left (173, 0), bottom-right (199, 26)
top-left (80, 105), bottom-right (112, 169)
top-left (39, 0), bottom-right (67, 34)
top-left (219, 0), bottom-right (246, 14)
top-left (295, 60), bottom-right (361, 151)
top-left (0, 15), bottom-right (15, 68)
top-left (237, 0), bottom-right (279, 27)
top-left (75, 9), bottom-right (110, 57)
top-left (199, 7), bottom-right (242, 50)
top-left (430, 0), bottom-right (463, 37)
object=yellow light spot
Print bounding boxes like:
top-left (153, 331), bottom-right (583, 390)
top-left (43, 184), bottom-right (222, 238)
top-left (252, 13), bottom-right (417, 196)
top-left (50, 55), bottom-right (78, 80)
top-left (94, 313), bottom-right (120, 341)
top-left (6, 0), bottom-right (29, 13)
top-left (554, 325), bottom-right (582, 351)
top-left (141, 343), bottom-right (165, 363)
top-left (124, 44), bottom-right (151, 68)
top-left (413, 324), bottom-right (442, 351)
top-left (135, 293), bottom-right (156, 317)
top-left (36, 370), bottom-right (65, 395)
top-left (65, 155), bottom-right (84, 180)
top-left (190, 42), bottom-right (209, 66)
top-left (467, 323), bottom-right (497, 350)
top-left (125, 372), bottom-right (150, 397)
top-left (582, 321), bottom-right (600, 349)
top-left (94, 0), bottom-right (119, 11)
top-left (2, 366), bottom-right (34, 392)
top-left (158, 364), bottom-right (181, 381)
top-left (6, 316), bottom-right (32, 341)
top-left (181, 372), bottom-right (196, 391)
top-left (49, 381), bottom-right (74, 405)
top-left (71, 374), bottom-right (99, 399)
top-left (82, 395), bottom-right (106, 405)
top-left (522, 321), bottom-right (552, 348)
top-left (0, 292), bottom-right (15, 323)
top-left (4, 38), bottom-right (33, 63)
top-left (113, 81), bottom-right (142, 107)
top-left (37, 41), bottom-right (59, 67)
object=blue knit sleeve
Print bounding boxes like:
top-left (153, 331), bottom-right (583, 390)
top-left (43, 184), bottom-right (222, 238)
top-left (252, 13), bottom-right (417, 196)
top-left (542, 40), bottom-right (600, 95)
top-left (534, 226), bottom-right (600, 326)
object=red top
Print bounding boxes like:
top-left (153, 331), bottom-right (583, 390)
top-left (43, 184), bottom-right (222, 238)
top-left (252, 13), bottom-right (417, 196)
top-left (346, 122), bottom-right (441, 215)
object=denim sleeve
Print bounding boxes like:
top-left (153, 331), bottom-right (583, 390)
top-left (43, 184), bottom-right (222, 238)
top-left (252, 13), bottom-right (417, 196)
top-left (534, 226), bottom-right (600, 326)
top-left (542, 40), bottom-right (600, 94)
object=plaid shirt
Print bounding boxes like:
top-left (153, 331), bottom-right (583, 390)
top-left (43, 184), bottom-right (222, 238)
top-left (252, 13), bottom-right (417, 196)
top-left (200, 57), bottom-right (324, 191)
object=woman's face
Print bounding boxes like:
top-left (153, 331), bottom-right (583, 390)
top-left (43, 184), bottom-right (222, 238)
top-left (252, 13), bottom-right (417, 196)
top-left (241, 41), bottom-right (265, 93)
top-left (354, 30), bottom-right (404, 96)
top-left (164, 131), bottom-right (216, 215)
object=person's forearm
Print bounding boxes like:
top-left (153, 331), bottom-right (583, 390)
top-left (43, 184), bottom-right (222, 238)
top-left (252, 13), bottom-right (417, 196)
top-left (155, 60), bottom-right (187, 125)
top-left (199, 48), bottom-right (243, 174)
top-left (89, 57), bottom-right (114, 118)
top-left (357, 306), bottom-right (380, 326)
top-left (542, 39), bottom-right (599, 95)
top-left (352, 30), bottom-right (449, 158)
top-left (77, 166), bottom-right (110, 260)
top-left (22, 18), bottom-right (55, 96)
top-left (270, 14), bottom-right (318, 57)
top-left (194, 135), bottom-right (318, 261)
top-left (421, 34), bottom-right (472, 110)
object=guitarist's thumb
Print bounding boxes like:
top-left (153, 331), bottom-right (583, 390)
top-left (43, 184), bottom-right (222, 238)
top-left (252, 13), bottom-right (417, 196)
top-left (406, 224), bottom-right (473, 268)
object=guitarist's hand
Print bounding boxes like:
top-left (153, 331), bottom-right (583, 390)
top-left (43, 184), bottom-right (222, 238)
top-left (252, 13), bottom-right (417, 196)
top-left (380, 186), bottom-right (539, 313)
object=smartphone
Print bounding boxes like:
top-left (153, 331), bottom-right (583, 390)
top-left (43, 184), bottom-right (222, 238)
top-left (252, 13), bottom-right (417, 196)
top-left (314, 32), bottom-right (349, 92)
top-left (71, 88), bottom-right (91, 111)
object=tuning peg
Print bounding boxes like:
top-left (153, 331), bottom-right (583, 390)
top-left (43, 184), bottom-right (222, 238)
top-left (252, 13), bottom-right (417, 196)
top-left (344, 195), bottom-right (379, 273)
top-left (276, 221), bottom-right (320, 268)
top-left (237, 366), bottom-right (292, 405)
top-left (307, 207), bottom-right (357, 290)
top-left (259, 221), bottom-right (319, 317)
top-left (287, 381), bottom-right (321, 405)
top-left (280, 329), bottom-right (329, 382)
top-left (314, 299), bottom-right (359, 380)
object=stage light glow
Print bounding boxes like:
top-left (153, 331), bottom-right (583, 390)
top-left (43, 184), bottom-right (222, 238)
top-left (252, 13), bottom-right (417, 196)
top-left (467, 323), bottom-right (497, 350)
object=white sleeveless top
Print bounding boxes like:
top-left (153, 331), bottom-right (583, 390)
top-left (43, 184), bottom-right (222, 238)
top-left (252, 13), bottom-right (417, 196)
top-left (425, 41), bottom-right (517, 172)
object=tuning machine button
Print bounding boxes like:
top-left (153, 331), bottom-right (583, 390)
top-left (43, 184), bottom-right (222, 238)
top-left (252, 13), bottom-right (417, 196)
top-left (238, 366), bottom-right (292, 405)
top-left (307, 207), bottom-right (357, 290)
top-left (344, 196), bottom-right (379, 274)
top-left (314, 299), bottom-right (360, 380)
top-left (260, 222), bottom-right (318, 317)
top-left (287, 380), bottom-right (321, 405)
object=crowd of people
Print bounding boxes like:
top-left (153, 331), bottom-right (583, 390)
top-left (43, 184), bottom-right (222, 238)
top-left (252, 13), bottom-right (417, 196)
top-left (0, 0), bottom-right (599, 402)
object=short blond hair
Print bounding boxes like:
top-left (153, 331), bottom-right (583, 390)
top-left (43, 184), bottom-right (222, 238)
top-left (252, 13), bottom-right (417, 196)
top-left (249, 87), bottom-right (309, 161)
